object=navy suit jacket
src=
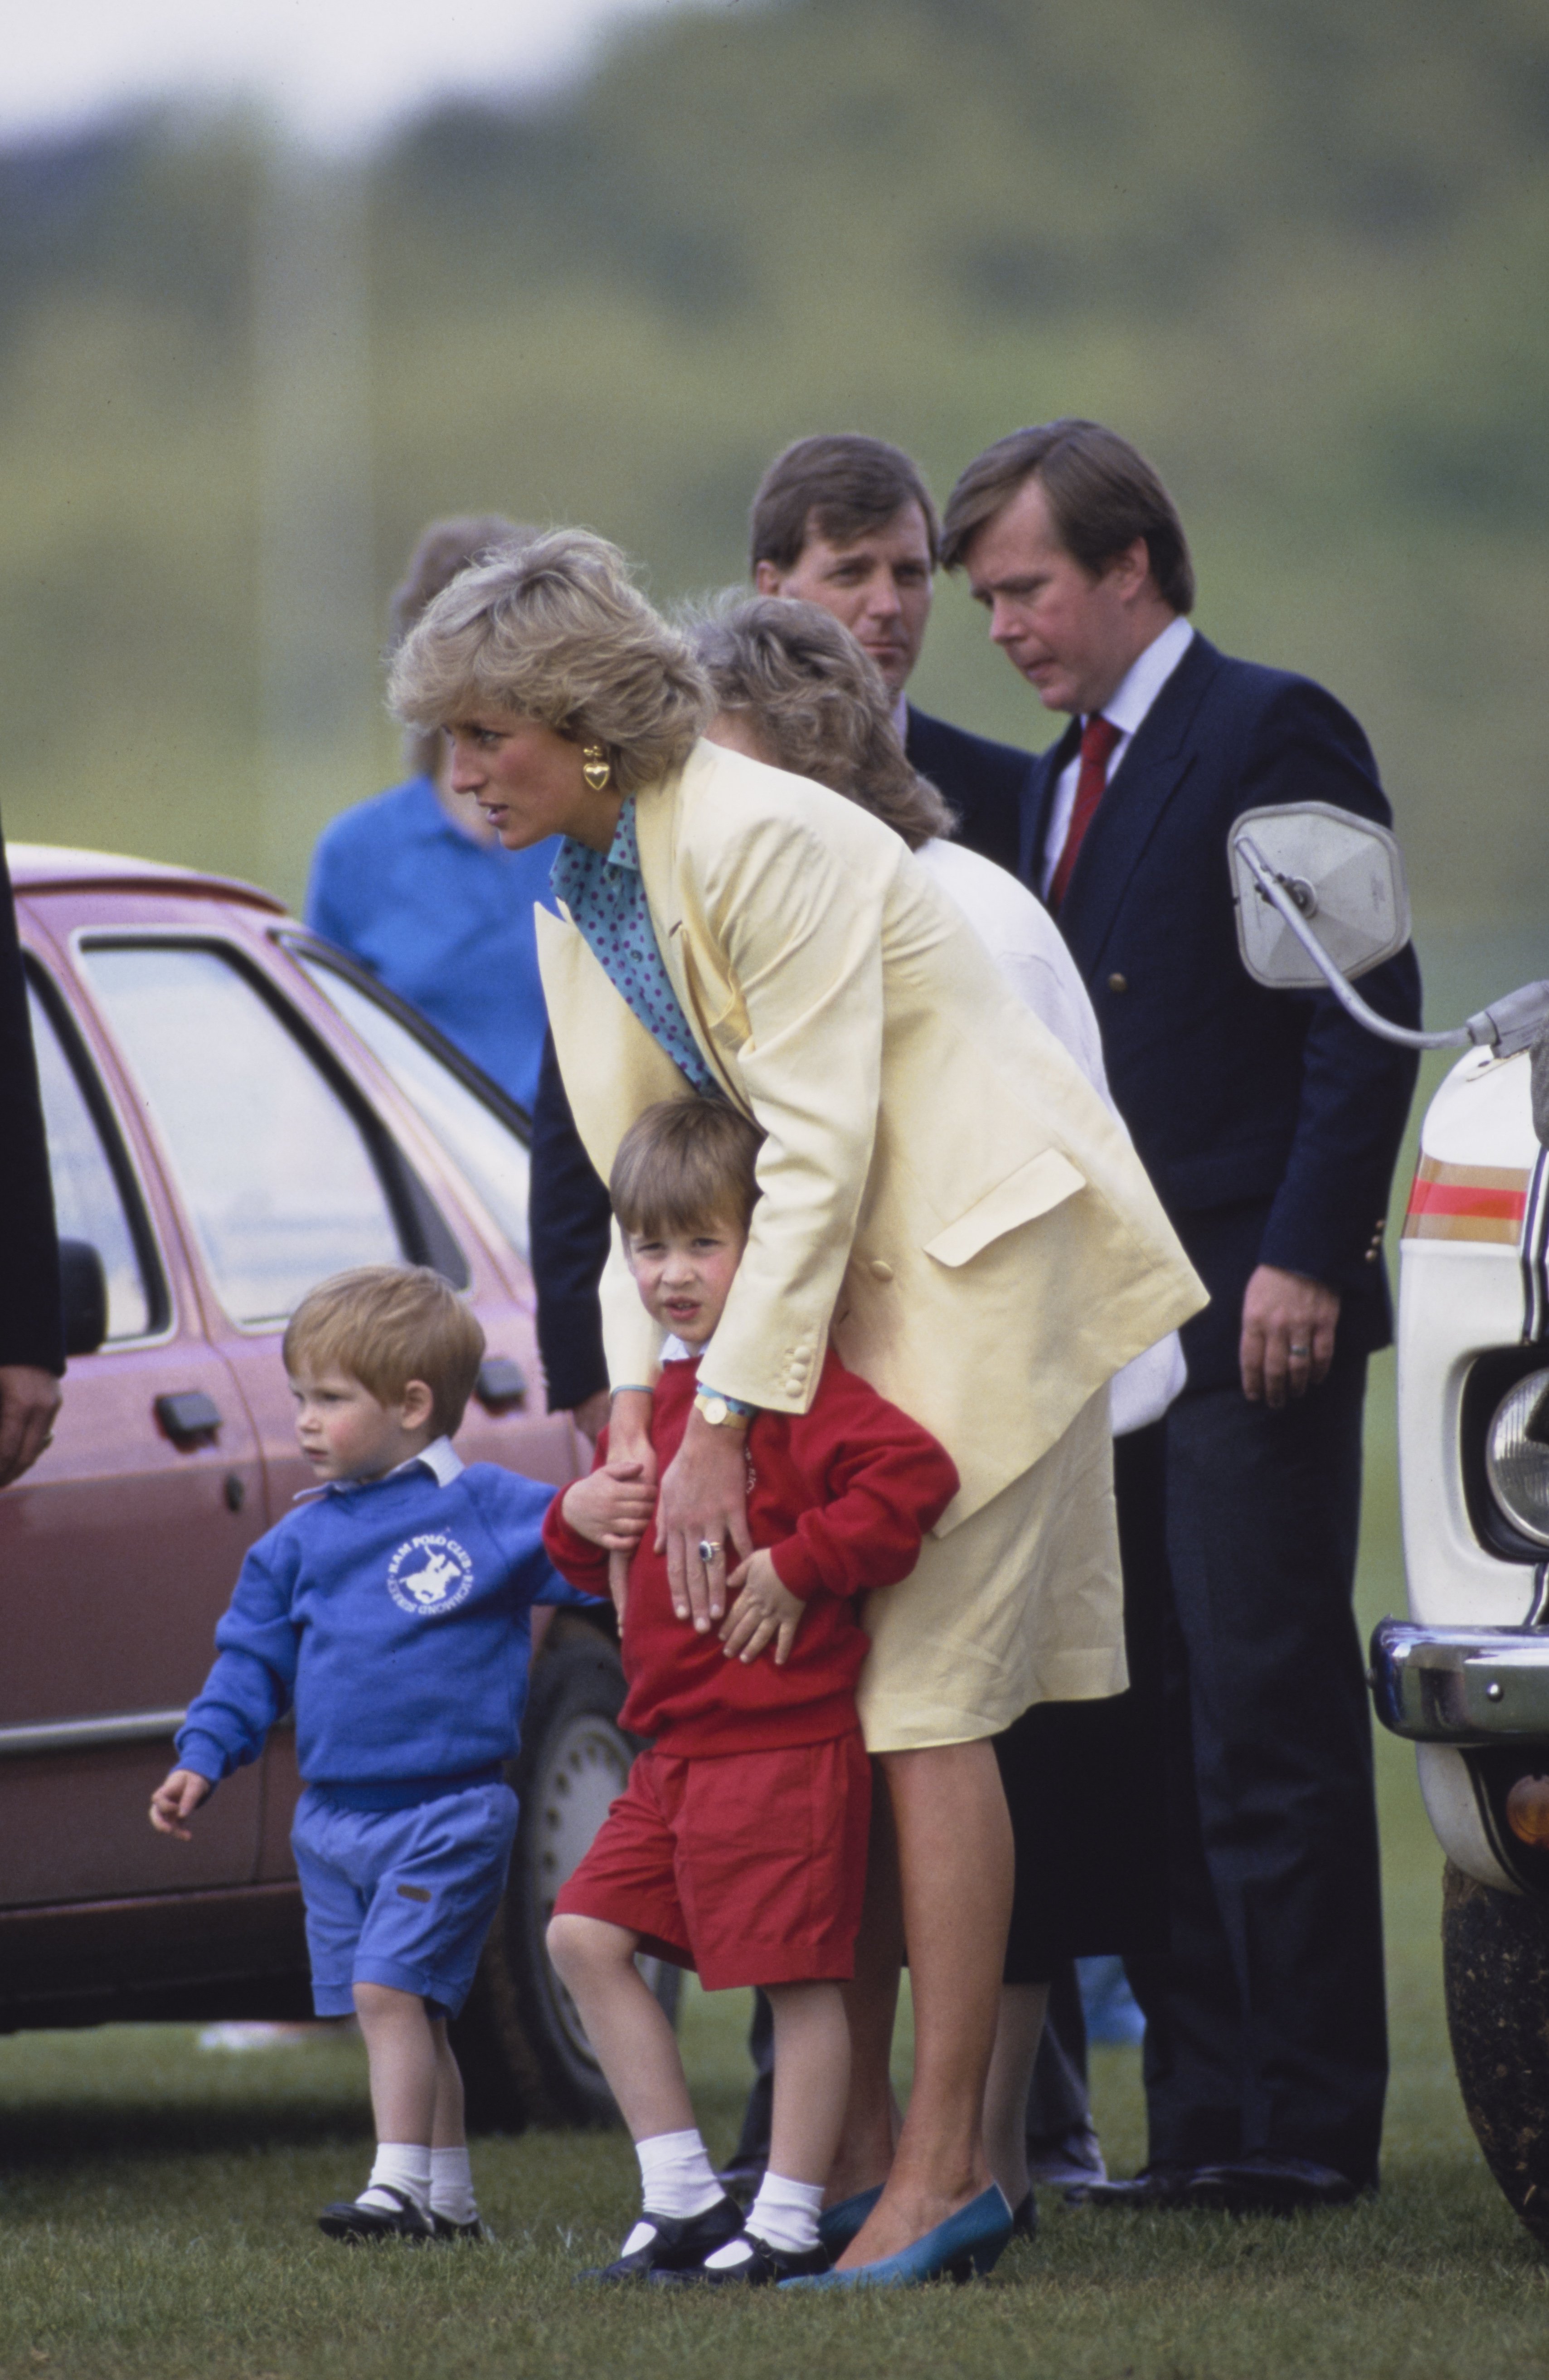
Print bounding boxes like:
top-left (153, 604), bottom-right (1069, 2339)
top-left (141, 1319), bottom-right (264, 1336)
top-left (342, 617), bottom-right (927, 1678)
top-left (1024, 632), bottom-right (1422, 1391)
top-left (530, 706), bottom-right (1038, 1409)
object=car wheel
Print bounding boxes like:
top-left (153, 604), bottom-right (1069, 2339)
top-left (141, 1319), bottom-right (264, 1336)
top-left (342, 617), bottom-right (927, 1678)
top-left (451, 1620), bottom-right (680, 2131)
top-left (1442, 1856), bottom-right (1549, 2246)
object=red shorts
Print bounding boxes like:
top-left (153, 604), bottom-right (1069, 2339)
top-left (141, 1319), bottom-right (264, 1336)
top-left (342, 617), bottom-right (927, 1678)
top-left (553, 1732), bottom-right (872, 1992)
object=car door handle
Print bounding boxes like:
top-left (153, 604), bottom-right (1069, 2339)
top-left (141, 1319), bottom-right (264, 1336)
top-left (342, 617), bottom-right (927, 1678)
top-left (155, 1390), bottom-right (223, 1443)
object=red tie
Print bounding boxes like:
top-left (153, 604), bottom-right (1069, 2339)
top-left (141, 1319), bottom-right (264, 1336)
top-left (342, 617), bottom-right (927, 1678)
top-left (1049, 714), bottom-right (1122, 911)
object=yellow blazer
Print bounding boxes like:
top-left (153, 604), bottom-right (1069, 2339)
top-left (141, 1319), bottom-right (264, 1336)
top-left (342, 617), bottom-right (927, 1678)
top-left (536, 738), bottom-right (1205, 1532)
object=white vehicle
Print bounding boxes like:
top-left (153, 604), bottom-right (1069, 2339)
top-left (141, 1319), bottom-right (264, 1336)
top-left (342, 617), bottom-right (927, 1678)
top-left (1232, 809), bottom-right (1549, 2245)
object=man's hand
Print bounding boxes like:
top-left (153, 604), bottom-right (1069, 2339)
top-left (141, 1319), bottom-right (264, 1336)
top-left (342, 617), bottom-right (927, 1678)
top-left (1240, 1265), bottom-right (1340, 1408)
top-left (0, 1364), bottom-right (61, 1491)
top-left (562, 1460), bottom-right (656, 1551)
top-left (719, 1549), bottom-right (806, 1667)
top-left (150, 1769), bottom-right (212, 1841)
top-left (658, 1408), bottom-right (753, 1631)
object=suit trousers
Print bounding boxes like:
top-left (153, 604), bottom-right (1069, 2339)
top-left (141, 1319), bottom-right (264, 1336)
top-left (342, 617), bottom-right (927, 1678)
top-left (1124, 1346), bottom-right (1388, 2186)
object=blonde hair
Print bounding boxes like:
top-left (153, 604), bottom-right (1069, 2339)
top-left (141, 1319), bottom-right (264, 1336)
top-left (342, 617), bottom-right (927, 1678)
top-left (611, 1099), bottom-right (764, 1239)
top-left (388, 513), bottom-right (536, 779)
top-left (386, 529), bottom-right (713, 797)
top-left (283, 1266), bottom-right (485, 1438)
top-left (691, 596), bottom-right (954, 851)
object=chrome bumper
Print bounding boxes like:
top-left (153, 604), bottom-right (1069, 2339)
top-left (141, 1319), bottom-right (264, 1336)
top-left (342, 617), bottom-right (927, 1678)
top-left (1371, 1617), bottom-right (1549, 1742)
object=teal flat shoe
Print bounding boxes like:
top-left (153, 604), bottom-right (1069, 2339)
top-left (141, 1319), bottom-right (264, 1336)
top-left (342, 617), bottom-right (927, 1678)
top-left (781, 2185), bottom-right (1013, 2290)
top-left (816, 2185), bottom-right (883, 2256)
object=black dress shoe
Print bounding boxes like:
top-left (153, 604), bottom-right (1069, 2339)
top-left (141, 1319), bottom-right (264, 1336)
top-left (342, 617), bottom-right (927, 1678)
top-left (317, 2185), bottom-right (433, 2243)
top-left (1185, 2157), bottom-right (1362, 2215)
top-left (578, 2194), bottom-right (745, 2282)
top-left (1065, 2163), bottom-right (1199, 2210)
top-left (1010, 2191), bottom-right (1039, 2239)
top-left (651, 2230), bottom-right (830, 2287)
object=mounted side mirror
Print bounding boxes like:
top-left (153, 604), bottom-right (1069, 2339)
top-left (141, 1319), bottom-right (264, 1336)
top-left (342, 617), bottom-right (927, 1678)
top-left (1228, 802), bottom-right (1411, 991)
top-left (1229, 803), bottom-right (1549, 1067)
top-left (59, 1238), bottom-right (108, 1358)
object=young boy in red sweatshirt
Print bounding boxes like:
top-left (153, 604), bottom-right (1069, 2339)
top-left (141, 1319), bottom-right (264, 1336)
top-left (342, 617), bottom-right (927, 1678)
top-left (544, 1098), bottom-right (958, 2288)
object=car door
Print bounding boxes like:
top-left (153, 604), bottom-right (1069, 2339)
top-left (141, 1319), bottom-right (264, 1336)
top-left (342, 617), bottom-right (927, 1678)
top-left (0, 962), bottom-right (268, 1904)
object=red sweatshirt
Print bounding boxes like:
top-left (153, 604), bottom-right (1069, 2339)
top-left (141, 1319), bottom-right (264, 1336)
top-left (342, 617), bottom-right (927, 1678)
top-left (542, 1348), bottom-right (959, 1757)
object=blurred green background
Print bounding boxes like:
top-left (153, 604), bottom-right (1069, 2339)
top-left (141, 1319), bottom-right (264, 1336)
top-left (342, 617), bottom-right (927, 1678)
top-left (1, 0), bottom-right (1546, 925)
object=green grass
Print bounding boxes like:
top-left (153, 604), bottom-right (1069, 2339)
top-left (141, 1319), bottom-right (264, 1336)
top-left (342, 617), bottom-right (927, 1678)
top-left (2, 1387), bottom-right (1545, 2378)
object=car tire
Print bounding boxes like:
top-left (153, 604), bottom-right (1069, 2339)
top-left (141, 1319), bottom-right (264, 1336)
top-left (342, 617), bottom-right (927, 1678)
top-left (451, 1619), bottom-right (680, 2132)
top-left (1442, 1855), bottom-right (1549, 2246)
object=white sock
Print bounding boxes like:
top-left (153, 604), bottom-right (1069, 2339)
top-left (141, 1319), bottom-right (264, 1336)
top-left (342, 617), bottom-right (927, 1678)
top-left (743, 2171), bottom-right (824, 2255)
top-left (359, 2142), bottom-right (431, 2216)
top-left (627, 2128), bottom-right (723, 2246)
top-left (702, 2171), bottom-right (826, 2267)
top-left (429, 2146), bottom-right (478, 2226)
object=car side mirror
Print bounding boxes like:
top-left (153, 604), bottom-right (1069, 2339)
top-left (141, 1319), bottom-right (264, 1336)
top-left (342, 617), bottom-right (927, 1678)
top-left (1228, 802), bottom-right (1411, 991)
top-left (59, 1239), bottom-right (108, 1358)
top-left (1228, 802), bottom-right (1549, 1066)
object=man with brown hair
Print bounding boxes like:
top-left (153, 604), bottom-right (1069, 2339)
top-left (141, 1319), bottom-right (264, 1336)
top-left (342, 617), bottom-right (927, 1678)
top-left (942, 418), bottom-right (1422, 2213)
top-left (748, 434), bottom-right (1030, 870)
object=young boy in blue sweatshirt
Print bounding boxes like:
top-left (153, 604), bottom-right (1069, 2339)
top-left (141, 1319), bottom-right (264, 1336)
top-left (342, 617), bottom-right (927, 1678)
top-left (150, 1263), bottom-right (593, 2244)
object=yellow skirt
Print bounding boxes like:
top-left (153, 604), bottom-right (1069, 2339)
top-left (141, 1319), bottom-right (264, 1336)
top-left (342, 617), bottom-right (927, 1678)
top-left (855, 1388), bottom-right (1124, 1754)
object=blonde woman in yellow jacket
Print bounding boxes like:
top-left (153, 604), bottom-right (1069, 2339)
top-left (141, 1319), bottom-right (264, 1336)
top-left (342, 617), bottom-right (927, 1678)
top-left (391, 530), bottom-right (1204, 2286)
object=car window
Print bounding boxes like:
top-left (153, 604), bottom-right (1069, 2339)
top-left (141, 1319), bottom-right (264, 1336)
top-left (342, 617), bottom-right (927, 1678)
top-left (26, 979), bottom-right (155, 1341)
top-left (81, 942), bottom-right (404, 1326)
top-left (296, 955), bottom-right (532, 1262)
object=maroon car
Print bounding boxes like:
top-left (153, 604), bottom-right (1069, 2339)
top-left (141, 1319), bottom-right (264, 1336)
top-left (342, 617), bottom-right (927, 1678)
top-left (1, 844), bottom-right (669, 2123)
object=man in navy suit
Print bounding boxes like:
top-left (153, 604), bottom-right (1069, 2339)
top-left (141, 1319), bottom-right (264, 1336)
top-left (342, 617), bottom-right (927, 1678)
top-left (942, 419), bottom-right (1421, 2211)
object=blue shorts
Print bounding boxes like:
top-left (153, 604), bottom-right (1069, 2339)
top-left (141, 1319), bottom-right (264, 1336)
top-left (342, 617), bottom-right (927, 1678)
top-left (291, 1780), bottom-right (520, 2020)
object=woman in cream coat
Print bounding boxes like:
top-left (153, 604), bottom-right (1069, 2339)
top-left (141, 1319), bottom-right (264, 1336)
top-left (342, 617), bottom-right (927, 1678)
top-left (390, 531), bottom-right (1204, 2284)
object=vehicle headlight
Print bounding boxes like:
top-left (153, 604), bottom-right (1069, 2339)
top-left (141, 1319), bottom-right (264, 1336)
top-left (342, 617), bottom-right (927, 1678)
top-left (1486, 1369), bottom-right (1549, 1547)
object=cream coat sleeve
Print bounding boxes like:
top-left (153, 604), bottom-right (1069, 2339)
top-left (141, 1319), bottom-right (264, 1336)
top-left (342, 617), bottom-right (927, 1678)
top-left (693, 806), bottom-right (891, 1413)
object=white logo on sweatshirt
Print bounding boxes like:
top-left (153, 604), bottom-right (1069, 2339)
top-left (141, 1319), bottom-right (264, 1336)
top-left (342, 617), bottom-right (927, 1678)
top-left (386, 1532), bottom-right (475, 1616)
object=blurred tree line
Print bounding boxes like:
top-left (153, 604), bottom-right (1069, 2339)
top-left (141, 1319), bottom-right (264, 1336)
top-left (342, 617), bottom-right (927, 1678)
top-left (0, 0), bottom-right (1545, 915)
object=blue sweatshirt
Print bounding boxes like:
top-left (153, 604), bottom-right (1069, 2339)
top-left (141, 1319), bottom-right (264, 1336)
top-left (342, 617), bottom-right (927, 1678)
top-left (175, 1452), bottom-right (597, 1798)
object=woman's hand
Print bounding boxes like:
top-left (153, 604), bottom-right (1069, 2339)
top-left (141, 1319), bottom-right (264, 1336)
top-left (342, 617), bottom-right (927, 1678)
top-left (562, 1461), bottom-right (656, 1550)
top-left (150, 1769), bottom-right (211, 1841)
top-left (603, 1389), bottom-right (657, 1620)
top-left (719, 1550), bottom-right (806, 1666)
top-left (658, 1409), bottom-right (753, 1631)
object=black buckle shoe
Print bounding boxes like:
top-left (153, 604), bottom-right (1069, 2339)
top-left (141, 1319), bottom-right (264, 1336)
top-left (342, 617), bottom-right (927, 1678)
top-left (317, 2185), bottom-right (433, 2243)
top-left (578, 2194), bottom-right (744, 2283)
top-left (652, 2230), bottom-right (831, 2287)
top-left (432, 2213), bottom-right (494, 2242)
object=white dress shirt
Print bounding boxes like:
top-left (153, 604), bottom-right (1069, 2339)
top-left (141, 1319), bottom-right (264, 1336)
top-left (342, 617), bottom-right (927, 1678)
top-left (1039, 616), bottom-right (1195, 899)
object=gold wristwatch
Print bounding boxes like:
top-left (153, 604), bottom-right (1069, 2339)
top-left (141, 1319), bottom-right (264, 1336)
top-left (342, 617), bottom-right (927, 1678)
top-left (694, 1389), bottom-right (755, 1431)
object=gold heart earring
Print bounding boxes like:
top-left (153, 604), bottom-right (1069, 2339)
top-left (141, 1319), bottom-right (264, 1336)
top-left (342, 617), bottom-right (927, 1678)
top-left (581, 743), bottom-right (612, 793)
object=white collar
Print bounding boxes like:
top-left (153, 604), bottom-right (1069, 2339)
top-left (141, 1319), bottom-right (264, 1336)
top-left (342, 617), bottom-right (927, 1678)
top-left (891, 690), bottom-right (910, 743)
top-left (1094, 615), bottom-right (1194, 740)
top-left (396, 1435), bottom-right (464, 1486)
top-left (660, 1336), bottom-right (701, 1365)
